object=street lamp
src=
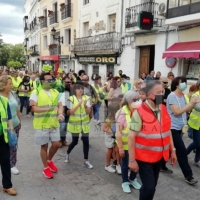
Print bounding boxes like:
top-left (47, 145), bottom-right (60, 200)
top-left (51, 27), bottom-right (63, 44)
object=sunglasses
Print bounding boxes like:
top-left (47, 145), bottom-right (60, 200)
top-left (65, 81), bottom-right (72, 84)
top-left (44, 79), bottom-right (55, 83)
top-left (82, 79), bottom-right (89, 82)
top-left (169, 74), bottom-right (174, 77)
top-left (133, 98), bottom-right (140, 102)
top-left (163, 82), bottom-right (168, 84)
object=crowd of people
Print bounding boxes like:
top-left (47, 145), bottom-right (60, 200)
top-left (0, 67), bottom-right (200, 200)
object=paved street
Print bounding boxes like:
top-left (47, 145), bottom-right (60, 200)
top-left (1, 107), bottom-right (200, 200)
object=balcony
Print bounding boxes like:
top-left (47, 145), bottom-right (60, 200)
top-left (73, 32), bottom-right (121, 55)
top-left (30, 45), bottom-right (40, 57)
top-left (166, 1), bottom-right (200, 26)
top-left (40, 17), bottom-right (48, 29)
top-left (24, 23), bottom-right (29, 32)
top-left (30, 17), bottom-right (38, 31)
top-left (125, 2), bottom-right (164, 33)
top-left (49, 11), bottom-right (59, 25)
top-left (49, 44), bottom-right (61, 55)
top-left (61, 3), bottom-right (73, 21)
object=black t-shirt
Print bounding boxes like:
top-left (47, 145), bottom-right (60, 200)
top-left (163, 88), bottom-right (171, 106)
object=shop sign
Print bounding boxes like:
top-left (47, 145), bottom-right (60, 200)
top-left (78, 56), bottom-right (117, 64)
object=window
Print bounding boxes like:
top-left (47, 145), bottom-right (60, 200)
top-left (108, 14), bottom-right (116, 32)
top-left (180, 0), bottom-right (190, 5)
top-left (43, 35), bottom-right (47, 49)
top-left (43, 9), bottom-right (47, 17)
top-left (83, 22), bottom-right (89, 37)
top-left (83, 0), bottom-right (89, 5)
top-left (93, 65), bottom-right (99, 74)
top-left (64, 28), bottom-right (71, 45)
top-left (106, 65), bottom-right (114, 75)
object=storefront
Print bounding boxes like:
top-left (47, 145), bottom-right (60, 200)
top-left (59, 55), bottom-right (75, 72)
top-left (40, 55), bottom-right (60, 72)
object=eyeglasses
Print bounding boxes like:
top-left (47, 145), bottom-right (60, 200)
top-left (133, 98), bottom-right (140, 102)
top-left (163, 82), bottom-right (168, 84)
top-left (65, 81), bottom-right (72, 84)
top-left (44, 79), bottom-right (55, 83)
top-left (169, 74), bottom-right (174, 77)
top-left (82, 79), bottom-right (89, 82)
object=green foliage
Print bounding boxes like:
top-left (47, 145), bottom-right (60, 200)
top-left (0, 33), bottom-right (3, 47)
top-left (7, 60), bottom-right (22, 68)
top-left (0, 43), bottom-right (25, 66)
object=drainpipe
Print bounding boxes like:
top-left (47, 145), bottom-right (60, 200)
top-left (165, 25), bottom-right (169, 50)
top-left (120, 0), bottom-right (124, 37)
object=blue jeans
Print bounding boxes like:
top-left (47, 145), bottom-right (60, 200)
top-left (186, 128), bottom-right (200, 163)
top-left (188, 126), bottom-right (193, 139)
top-left (121, 150), bottom-right (137, 183)
top-left (19, 96), bottom-right (29, 114)
top-left (93, 101), bottom-right (101, 121)
top-left (59, 114), bottom-right (68, 141)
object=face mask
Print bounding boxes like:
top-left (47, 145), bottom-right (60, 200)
top-left (131, 99), bottom-right (142, 108)
top-left (42, 82), bottom-right (52, 89)
top-left (152, 95), bottom-right (163, 105)
top-left (179, 82), bottom-right (187, 91)
top-left (35, 77), bottom-right (39, 82)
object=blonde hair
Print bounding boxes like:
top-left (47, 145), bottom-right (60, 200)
top-left (0, 75), bottom-right (11, 91)
top-left (133, 78), bottom-right (143, 88)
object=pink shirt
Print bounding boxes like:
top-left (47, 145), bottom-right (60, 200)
top-left (115, 109), bottom-right (127, 129)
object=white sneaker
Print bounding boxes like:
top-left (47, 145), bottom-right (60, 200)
top-left (116, 165), bottom-right (121, 174)
top-left (64, 154), bottom-right (70, 163)
top-left (105, 165), bottom-right (116, 173)
top-left (94, 119), bottom-right (97, 123)
top-left (11, 166), bottom-right (19, 175)
top-left (84, 161), bottom-right (93, 169)
top-left (97, 120), bottom-right (101, 125)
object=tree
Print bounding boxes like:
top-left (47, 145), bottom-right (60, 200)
top-left (9, 44), bottom-right (24, 62)
top-left (7, 61), bottom-right (22, 68)
top-left (0, 44), bottom-right (12, 66)
top-left (0, 33), bottom-right (3, 48)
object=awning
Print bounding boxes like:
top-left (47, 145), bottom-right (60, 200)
top-left (162, 41), bottom-right (200, 59)
top-left (40, 55), bottom-right (60, 61)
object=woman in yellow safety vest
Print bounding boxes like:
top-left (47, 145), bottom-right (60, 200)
top-left (65, 83), bottom-right (93, 169)
top-left (17, 76), bottom-right (32, 117)
top-left (116, 90), bottom-right (141, 194)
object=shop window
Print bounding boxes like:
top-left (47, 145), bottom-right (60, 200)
top-left (93, 65), bottom-right (99, 74)
top-left (169, 0), bottom-right (179, 8)
top-left (180, 0), bottom-right (190, 5)
top-left (191, 0), bottom-right (200, 2)
top-left (64, 28), bottom-right (71, 45)
top-left (43, 35), bottom-right (47, 49)
top-left (106, 65), bottom-right (114, 76)
top-left (185, 60), bottom-right (200, 80)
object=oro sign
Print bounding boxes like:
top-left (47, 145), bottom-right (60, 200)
top-left (78, 56), bottom-right (117, 64)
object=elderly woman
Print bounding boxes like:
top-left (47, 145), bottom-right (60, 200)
top-left (133, 79), bottom-right (144, 91)
top-left (0, 75), bottom-right (17, 195)
top-left (65, 83), bottom-right (93, 169)
top-left (167, 76), bottom-right (199, 185)
top-left (116, 90), bottom-right (141, 193)
top-left (108, 77), bottom-right (122, 105)
top-left (187, 80), bottom-right (200, 167)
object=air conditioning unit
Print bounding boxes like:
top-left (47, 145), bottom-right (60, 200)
top-left (69, 45), bottom-right (74, 51)
top-left (158, 1), bottom-right (167, 16)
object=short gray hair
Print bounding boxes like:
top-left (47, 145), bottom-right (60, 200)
top-left (145, 80), bottom-right (162, 95)
top-left (196, 79), bottom-right (200, 88)
top-left (123, 90), bottom-right (139, 105)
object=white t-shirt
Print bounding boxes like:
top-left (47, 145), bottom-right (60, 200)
top-left (30, 90), bottom-right (62, 103)
top-left (59, 91), bottom-right (70, 106)
top-left (67, 98), bottom-right (91, 109)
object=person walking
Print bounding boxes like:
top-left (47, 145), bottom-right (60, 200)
top-left (0, 76), bottom-right (17, 195)
top-left (167, 76), bottom-right (199, 185)
top-left (64, 83), bottom-right (93, 169)
top-left (30, 72), bottom-right (64, 179)
top-left (128, 80), bottom-right (177, 200)
top-left (0, 75), bottom-right (21, 175)
top-left (120, 75), bottom-right (129, 94)
top-left (116, 90), bottom-right (142, 193)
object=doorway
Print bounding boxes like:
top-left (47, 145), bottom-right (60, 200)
top-left (139, 45), bottom-right (155, 77)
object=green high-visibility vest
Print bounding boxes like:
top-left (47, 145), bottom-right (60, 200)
top-left (121, 83), bottom-right (129, 94)
top-left (0, 95), bottom-right (9, 143)
top-left (67, 95), bottom-right (90, 134)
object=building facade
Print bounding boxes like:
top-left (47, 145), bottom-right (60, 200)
top-left (38, 0), bottom-right (77, 72)
top-left (74, 0), bottom-right (123, 81)
top-left (24, 0), bottom-right (41, 72)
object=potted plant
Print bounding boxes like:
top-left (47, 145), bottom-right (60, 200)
top-left (48, 10), bottom-right (54, 17)
top-left (49, 44), bottom-right (58, 49)
top-left (60, 3), bottom-right (66, 10)
top-left (38, 16), bottom-right (45, 21)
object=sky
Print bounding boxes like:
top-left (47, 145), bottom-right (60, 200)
top-left (0, 0), bottom-right (25, 44)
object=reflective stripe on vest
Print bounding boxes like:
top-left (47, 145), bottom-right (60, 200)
top-left (92, 84), bottom-right (104, 102)
top-left (135, 103), bottom-right (171, 163)
top-left (67, 95), bottom-right (90, 134)
top-left (136, 143), bottom-right (170, 152)
top-left (33, 89), bottom-right (60, 129)
top-left (0, 96), bottom-right (9, 143)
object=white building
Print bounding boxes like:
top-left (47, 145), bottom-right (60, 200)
top-left (74, 0), bottom-right (123, 81)
top-left (24, 0), bottom-right (41, 72)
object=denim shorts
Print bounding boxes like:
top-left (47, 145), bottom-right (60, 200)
top-left (34, 128), bottom-right (60, 145)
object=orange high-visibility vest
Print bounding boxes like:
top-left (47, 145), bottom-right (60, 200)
top-left (135, 103), bottom-right (171, 163)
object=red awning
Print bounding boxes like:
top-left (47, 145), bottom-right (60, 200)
top-left (40, 55), bottom-right (60, 61)
top-left (162, 41), bottom-right (200, 59)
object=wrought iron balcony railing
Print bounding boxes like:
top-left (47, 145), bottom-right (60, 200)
top-left (24, 23), bottom-right (29, 32)
top-left (61, 3), bottom-right (73, 20)
top-left (40, 17), bottom-right (48, 29)
top-left (74, 32), bottom-right (121, 54)
top-left (30, 17), bottom-right (38, 31)
top-left (49, 11), bottom-right (59, 25)
top-left (49, 45), bottom-right (61, 55)
top-left (125, 2), bottom-right (163, 29)
top-left (30, 45), bottom-right (40, 56)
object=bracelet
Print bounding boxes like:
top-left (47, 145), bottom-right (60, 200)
top-left (129, 160), bottom-right (136, 163)
top-left (171, 148), bottom-right (176, 151)
top-left (58, 113), bottom-right (64, 116)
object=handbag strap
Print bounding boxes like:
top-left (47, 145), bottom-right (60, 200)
top-left (172, 92), bottom-right (186, 125)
